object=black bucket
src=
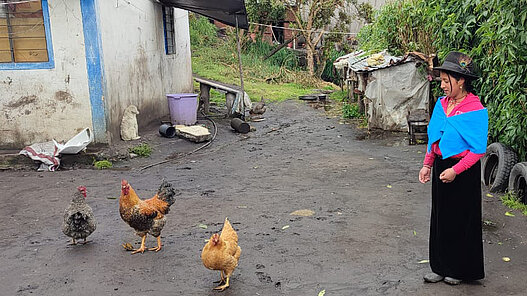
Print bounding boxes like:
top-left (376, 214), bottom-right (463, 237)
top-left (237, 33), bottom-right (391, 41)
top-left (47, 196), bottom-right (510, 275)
top-left (159, 123), bottom-right (176, 138)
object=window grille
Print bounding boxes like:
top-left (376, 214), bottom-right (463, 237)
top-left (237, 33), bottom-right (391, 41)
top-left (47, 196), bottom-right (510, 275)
top-left (162, 6), bottom-right (176, 55)
top-left (0, 0), bottom-right (49, 63)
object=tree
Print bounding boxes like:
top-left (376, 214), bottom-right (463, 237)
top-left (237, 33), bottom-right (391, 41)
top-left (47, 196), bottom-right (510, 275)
top-left (279, 0), bottom-right (351, 76)
top-left (246, 0), bottom-right (286, 40)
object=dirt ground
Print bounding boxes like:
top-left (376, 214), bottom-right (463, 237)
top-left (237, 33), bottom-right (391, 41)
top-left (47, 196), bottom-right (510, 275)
top-left (1, 99), bottom-right (526, 296)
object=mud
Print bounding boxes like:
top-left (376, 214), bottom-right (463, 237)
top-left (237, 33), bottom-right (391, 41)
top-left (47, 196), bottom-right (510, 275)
top-left (0, 99), bottom-right (526, 295)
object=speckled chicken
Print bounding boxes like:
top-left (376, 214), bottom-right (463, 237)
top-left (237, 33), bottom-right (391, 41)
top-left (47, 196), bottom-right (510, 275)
top-left (62, 186), bottom-right (97, 245)
top-left (119, 179), bottom-right (176, 254)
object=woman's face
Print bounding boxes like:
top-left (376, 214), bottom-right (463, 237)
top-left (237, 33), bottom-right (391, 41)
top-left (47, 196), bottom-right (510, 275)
top-left (440, 71), bottom-right (465, 98)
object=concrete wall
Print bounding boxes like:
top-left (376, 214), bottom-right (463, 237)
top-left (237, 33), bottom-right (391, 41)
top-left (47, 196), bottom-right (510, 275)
top-left (348, 0), bottom-right (386, 34)
top-left (0, 1), bottom-right (92, 149)
top-left (97, 0), bottom-right (193, 144)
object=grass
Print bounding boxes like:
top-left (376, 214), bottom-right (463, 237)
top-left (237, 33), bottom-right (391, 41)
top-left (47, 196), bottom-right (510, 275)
top-left (500, 192), bottom-right (527, 216)
top-left (192, 45), bottom-right (317, 102)
top-left (190, 16), bottom-right (336, 103)
top-left (93, 160), bottom-right (112, 170)
top-left (129, 143), bottom-right (152, 158)
top-left (330, 90), bottom-right (349, 102)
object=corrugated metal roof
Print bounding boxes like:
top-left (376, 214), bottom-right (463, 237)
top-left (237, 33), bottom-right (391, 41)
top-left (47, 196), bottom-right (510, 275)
top-left (334, 50), bottom-right (406, 73)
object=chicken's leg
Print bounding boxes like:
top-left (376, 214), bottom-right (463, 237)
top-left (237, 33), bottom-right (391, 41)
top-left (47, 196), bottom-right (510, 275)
top-left (70, 238), bottom-right (77, 245)
top-left (213, 276), bottom-right (230, 291)
top-left (148, 236), bottom-right (162, 252)
top-left (213, 271), bottom-right (225, 284)
top-left (131, 235), bottom-right (147, 254)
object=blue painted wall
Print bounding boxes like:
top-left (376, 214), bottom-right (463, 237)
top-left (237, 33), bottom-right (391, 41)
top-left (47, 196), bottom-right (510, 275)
top-left (80, 0), bottom-right (107, 142)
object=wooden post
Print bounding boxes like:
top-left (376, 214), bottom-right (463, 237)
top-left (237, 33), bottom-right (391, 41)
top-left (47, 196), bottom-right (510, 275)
top-left (199, 83), bottom-right (211, 114)
top-left (234, 16), bottom-right (246, 118)
top-left (226, 92), bottom-right (236, 116)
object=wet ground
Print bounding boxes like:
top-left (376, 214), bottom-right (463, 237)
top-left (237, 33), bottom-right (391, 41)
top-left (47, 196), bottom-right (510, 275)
top-left (0, 99), bottom-right (526, 296)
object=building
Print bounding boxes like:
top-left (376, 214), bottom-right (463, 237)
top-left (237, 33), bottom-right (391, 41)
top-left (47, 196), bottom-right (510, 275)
top-left (334, 50), bottom-right (432, 132)
top-left (0, 0), bottom-right (193, 148)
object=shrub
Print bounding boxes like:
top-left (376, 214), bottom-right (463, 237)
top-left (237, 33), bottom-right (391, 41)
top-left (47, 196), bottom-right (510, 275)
top-left (358, 0), bottom-right (527, 161)
top-left (94, 160), bottom-right (112, 170)
top-left (342, 103), bottom-right (362, 119)
top-left (129, 143), bottom-right (152, 158)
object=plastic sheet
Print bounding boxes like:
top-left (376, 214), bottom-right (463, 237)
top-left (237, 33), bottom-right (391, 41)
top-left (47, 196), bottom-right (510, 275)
top-left (364, 62), bottom-right (429, 131)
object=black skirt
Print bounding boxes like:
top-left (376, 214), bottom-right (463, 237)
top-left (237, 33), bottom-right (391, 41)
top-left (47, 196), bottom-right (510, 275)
top-left (429, 157), bottom-right (485, 280)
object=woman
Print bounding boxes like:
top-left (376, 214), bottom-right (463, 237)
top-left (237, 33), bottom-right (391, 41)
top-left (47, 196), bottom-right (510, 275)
top-left (419, 51), bottom-right (488, 285)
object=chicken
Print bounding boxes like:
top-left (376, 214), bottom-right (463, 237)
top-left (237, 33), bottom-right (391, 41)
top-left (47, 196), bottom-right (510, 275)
top-left (62, 186), bottom-right (97, 245)
top-left (119, 179), bottom-right (175, 254)
top-left (201, 218), bottom-right (242, 291)
top-left (249, 96), bottom-right (266, 120)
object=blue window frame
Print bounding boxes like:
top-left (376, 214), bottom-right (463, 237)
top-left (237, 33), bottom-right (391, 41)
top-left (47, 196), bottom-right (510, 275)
top-left (162, 6), bottom-right (176, 55)
top-left (0, 0), bottom-right (54, 70)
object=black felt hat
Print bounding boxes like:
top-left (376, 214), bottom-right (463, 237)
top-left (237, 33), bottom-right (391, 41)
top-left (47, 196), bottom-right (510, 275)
top-left (434, 51), bottom-right (478, 79)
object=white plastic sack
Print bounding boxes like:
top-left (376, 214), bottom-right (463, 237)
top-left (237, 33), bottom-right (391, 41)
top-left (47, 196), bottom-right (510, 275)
top-left (19, 128), bottom-right (93, 171)
top-left (19, 141), bottom-right (60, 171)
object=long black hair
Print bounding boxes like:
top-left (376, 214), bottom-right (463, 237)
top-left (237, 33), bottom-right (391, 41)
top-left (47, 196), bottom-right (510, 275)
top-left (443, 70), bottom-right (475, 94)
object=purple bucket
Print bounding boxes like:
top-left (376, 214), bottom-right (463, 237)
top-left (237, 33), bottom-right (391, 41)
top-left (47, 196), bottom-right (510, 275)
top-left (167, 93), bottom-right (198, 125)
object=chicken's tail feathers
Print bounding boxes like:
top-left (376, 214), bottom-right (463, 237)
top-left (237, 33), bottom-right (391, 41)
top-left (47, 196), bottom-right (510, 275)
top-left (157, 180), bottom-right (176, 206)
top-left (221, 217), bottom-right (238, 243)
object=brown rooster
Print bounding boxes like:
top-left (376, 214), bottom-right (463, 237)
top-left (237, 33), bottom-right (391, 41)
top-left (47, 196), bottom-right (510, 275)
top-left (119, 179), bottom-right (175, 254)
top-left (201, 218), bottom-right (242, 291)
top-left (62, 186), bottom-right (97, 245)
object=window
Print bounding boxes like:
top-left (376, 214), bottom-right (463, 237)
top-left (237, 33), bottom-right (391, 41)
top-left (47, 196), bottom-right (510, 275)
top-left (162, 6), bottom-right (175, 55)
top-left (0, 0), bottom-right (53, 69)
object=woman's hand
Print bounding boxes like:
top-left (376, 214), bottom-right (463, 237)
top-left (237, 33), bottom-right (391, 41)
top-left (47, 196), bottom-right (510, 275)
top-left (419, 166), bottom-right (431, 183)
top-left (439, 168), bottom-right (457, 183)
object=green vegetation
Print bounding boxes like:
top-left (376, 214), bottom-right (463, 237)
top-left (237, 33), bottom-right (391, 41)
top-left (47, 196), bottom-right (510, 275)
top-left (321, 47), bottom-right (346, 85)
top-left (342, 103), bottom-right (362, 119)
top-left (190, 15), bottom-right (334, 103)
top-left (330, 90), bottom-right (348, 102)
top-left (500, 192), bottom-right (527, 216)
top-left (358, 0), bottom-right (527, 161)
top-left (93, 160), bottom-right (113, 170)
top-left (129, 143), bottom-right (152, 157)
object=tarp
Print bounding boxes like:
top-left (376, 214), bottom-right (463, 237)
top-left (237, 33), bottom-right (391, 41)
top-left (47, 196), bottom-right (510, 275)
top-left (158, 0), bottom-right (248, 29)
top-left (364, 61), bottom-right (429, 131)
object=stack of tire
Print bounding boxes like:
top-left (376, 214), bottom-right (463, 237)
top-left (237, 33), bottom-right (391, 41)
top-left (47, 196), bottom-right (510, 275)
top-left (481, 143), bottom-right (527, 204)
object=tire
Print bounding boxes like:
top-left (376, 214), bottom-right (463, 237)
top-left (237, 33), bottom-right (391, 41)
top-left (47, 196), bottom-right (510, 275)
top-left (508, 162), bottom-right (527, 204)
top-left (481, 142), bottom-right (518, 192)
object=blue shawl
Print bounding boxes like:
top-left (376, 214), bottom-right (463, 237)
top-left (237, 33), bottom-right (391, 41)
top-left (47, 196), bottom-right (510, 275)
top-left (427, 98), bottom-right (488, 159)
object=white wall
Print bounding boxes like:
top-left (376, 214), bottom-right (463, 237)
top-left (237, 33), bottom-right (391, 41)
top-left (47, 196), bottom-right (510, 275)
top-left (0, 1), bottom-right (92, 148)
top-left (97, 0), bottom-right (193, 143)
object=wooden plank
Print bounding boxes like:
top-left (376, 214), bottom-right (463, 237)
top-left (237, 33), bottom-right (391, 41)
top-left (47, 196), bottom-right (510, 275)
top-left (0, 39), bottom-right (10, 50)
top-left (193, 76), bottom-right (240, 94)
top-left (13, 37), bottom-right (46, 49)
top-left (14, 49), bottom-right (48, 62)
top-left (0, 51), bottom-right (11, 63)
